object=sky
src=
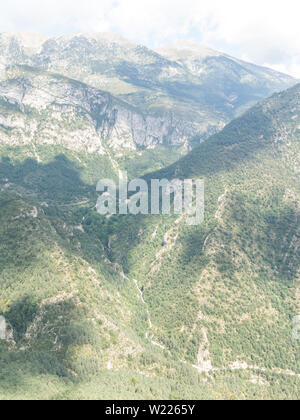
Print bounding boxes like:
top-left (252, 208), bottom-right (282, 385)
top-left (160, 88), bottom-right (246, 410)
top-left (1, 0), bottom-right (300, 78)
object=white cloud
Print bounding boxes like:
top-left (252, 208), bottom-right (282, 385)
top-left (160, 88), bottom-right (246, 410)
top-left (0, 0), bottom-right (299, 77)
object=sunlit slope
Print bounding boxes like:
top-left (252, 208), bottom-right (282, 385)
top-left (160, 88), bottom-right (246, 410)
top-left (0, 149), bottom-right (283, 400)
top-left (0, 146), bottom-right (252, 400)
top-left (110, 84), bottom-right (300, 387)
top-left (0, 84), bottom-right (299, 399)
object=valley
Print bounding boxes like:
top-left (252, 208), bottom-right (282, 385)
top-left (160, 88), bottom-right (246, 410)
top-left (0, 32), bottom-right (299, 400)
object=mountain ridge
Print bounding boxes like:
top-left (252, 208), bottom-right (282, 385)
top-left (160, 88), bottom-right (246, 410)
top-left (0, 32), bottom-right (297, 150)
top-left (0, 83), bottom-right (299, 399)
top-left (0, 34), bottom-right (299, 400)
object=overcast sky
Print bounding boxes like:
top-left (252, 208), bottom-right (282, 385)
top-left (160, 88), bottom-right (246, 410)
top-left (1, 0), bottom-right (300, 77)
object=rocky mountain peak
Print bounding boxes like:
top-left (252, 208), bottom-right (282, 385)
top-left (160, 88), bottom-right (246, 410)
top-left (156, 40), bottom-right (221, 61)
top-left (0, 32), bottom-right (50, 55)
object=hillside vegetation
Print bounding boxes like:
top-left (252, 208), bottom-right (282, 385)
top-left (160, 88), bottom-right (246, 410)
top-left (0, 84), bottom-right (299, 399)
top-left (0, 32), bottom-right (299, 399)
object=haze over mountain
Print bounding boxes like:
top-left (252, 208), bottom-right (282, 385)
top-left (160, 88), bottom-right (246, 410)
top-left (0, 32), bottom-right (299, 400)
top-left (0, 32), bottom-right (296, 153)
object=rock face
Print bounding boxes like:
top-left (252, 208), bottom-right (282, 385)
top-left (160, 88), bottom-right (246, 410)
top-left (0, 32), bottom-right (297, 150)
top-left (0, 67), bottom-right (204, 153)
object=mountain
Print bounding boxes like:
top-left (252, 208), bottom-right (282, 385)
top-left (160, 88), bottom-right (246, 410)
top-left (0, 66), bottom-right (197, 153)
top-left (0, 82), bottom-right (299, 399)
top-left (108, 83), bottom-right (300, 397)
top-left (157, 40), bottom-right (294, 96)
top-left (0, 33), bottom-right (297, 149)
